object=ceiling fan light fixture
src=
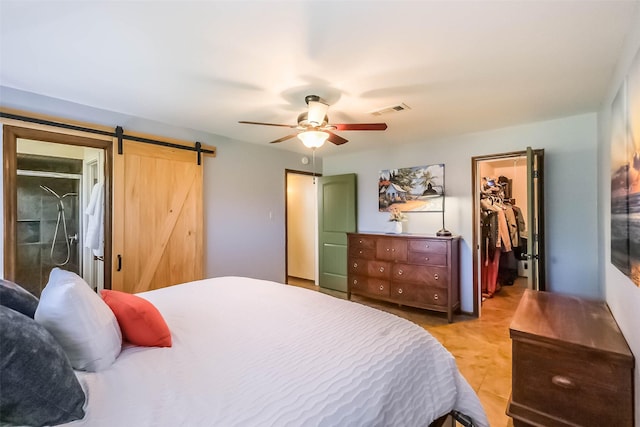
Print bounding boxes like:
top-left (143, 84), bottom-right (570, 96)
top-left (298, 130), bottom-right (329, 148)
top-left (307, 100), bottom-right (329, 126)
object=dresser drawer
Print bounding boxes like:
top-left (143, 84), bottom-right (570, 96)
top-left (349, 275), bottom-right (390, 298)
top-left (408, 239), bottom-right (448, 254)
top-left (349, 258), bottom-right (368, 276)
top-left (350, 258), bottom-right (391, 279)
top-left (392, 264), bottom-right (448, 287)
top-left (349, 235), bottom-right (376, 250)
top-left (512, 340), bottom-right (633, 426)
top-left (349, 246), bottom-right (376, 259)
top-left (390, 283), bottom-right (448, 307)
top-left (375, 238), bottom-right (407, 261)
top-left (407, 251), bottom-right (447, 266)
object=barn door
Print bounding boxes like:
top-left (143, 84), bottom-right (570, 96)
top-left (317, 173), bottom-right (357, 292)
top-left (112, 140), bottom-right (203, 293)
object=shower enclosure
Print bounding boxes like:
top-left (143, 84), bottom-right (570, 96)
top-left (16, 153), bottom-right (82, 296)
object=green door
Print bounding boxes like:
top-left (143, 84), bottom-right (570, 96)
top-left (318, 173), bottom-right (357, 292)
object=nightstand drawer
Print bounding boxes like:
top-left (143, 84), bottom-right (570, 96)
top-left (512, 340), bottom-right (633, 426)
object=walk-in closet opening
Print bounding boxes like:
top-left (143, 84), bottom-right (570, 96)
top-left (478, 156), bottom-right (528, 301)
top-left (472, 149), bottom-right (545, 316)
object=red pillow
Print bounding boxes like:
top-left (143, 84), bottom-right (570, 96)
top-left (100, 290), bottom-right (172, 347)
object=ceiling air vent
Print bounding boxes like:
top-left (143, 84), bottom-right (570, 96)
top-left (369, 103), bottom-right (411, 116)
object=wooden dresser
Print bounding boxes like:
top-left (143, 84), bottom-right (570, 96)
top-left (507, 289), bottom-right (634, 427)
top-left (347, 232), bottom-right (460, 322)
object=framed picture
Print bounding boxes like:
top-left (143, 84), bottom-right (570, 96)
top-left (611, 45), bottom-right (640, 287)
top-left (378, 164), bottom-right (444, 212)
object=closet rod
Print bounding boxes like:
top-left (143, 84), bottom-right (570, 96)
top-left (0, 112), bottom-right (215, 161)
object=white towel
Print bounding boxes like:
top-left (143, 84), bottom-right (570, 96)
top-left (85, 182), bottom-right (104, 257)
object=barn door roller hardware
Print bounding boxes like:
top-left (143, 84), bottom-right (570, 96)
top-left (0, 112), bottom-right (215, 164)
top-left (116, 126), bottom-right (213, 164)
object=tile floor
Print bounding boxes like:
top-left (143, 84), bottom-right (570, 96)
top-left (287, 276), bottom-right (526, 427)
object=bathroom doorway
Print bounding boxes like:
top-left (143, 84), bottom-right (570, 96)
top-left (3, 125), bottom-right (111, 296)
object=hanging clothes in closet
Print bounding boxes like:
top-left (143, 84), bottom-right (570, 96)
top-left (480, 176), bottom-right (526, 299)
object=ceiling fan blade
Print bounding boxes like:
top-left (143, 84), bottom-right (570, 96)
top-left (269, 134), bottom-right (298, 144)
top-left (333, 123), bottom-right (388, 131)
top-left (239, 121), bottom-right (297, 128)
top-left (327, 131), bottom-right (348, 145)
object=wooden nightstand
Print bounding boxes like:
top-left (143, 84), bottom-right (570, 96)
top-left (507, 289), bottom-right (634, 427)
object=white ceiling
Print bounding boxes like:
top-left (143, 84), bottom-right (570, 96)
top-left (1, 0), bottom-right (638, 155)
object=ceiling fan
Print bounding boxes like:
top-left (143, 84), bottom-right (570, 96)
top-left (238, 95), bottom-right (388, 148)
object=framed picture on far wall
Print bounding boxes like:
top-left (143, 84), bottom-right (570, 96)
top-left (378, 164), bottom-right (444, 212)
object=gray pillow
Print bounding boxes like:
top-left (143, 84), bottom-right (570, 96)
top-left (0, 305), bottom-right (86, 426)
top-left (0, 279), bottom-right (39, 318)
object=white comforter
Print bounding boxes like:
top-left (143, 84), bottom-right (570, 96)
top-left (68, 276), bottom-right (488, 427)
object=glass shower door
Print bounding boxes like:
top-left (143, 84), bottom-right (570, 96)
top-left (16, 154), bottom-right (82, 296)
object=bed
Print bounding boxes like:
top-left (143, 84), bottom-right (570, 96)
top-left (1, 273), bottom-right (488, 427)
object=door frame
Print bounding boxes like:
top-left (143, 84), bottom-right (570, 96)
top-left (3, 124), bottom-right (113, 286)
top-left (471, 150), bottom-right (533, 316)
top-left (284, 169), bottom-right (320, 284)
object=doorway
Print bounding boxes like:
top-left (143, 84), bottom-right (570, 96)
top-left (285, 170), bottom-right (318, 286)
top-left (471, 149), bottom-right (545, 316)
top-left (3, 125), bottom-right (111, 295)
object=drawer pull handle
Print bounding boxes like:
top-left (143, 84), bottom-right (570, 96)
top-left (425, 244), bottom-right (430, 248)
top-left (353, 279), bottom-right (358, 285)
top-left (434, 293), bottom-right (439, 300)
top-left (397, 288), bottom-right (403, 294)
top-left (379, 285), bottom-right (384, 291)
top-left (386, 248), bottom-right (390, 252)
top-left (359, 250), bottom-right (363, 254)
top-left (434, 273), bottom-right (439, 280)
top-left (353, 262), bottom-right (358, 268)
top-left (379, 267), bottom-right (385, 273)
top-left (398, 269), bottom-right (403, 276)
top-left (551, 375), bottom-right (575, 389)
top-left (359, 240), bottom-right (363, 244)
top-left (424, 257), bottom-right (429, 261)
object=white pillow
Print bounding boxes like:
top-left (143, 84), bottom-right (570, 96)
top-left (35, 268), bottom-right (122, 371)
